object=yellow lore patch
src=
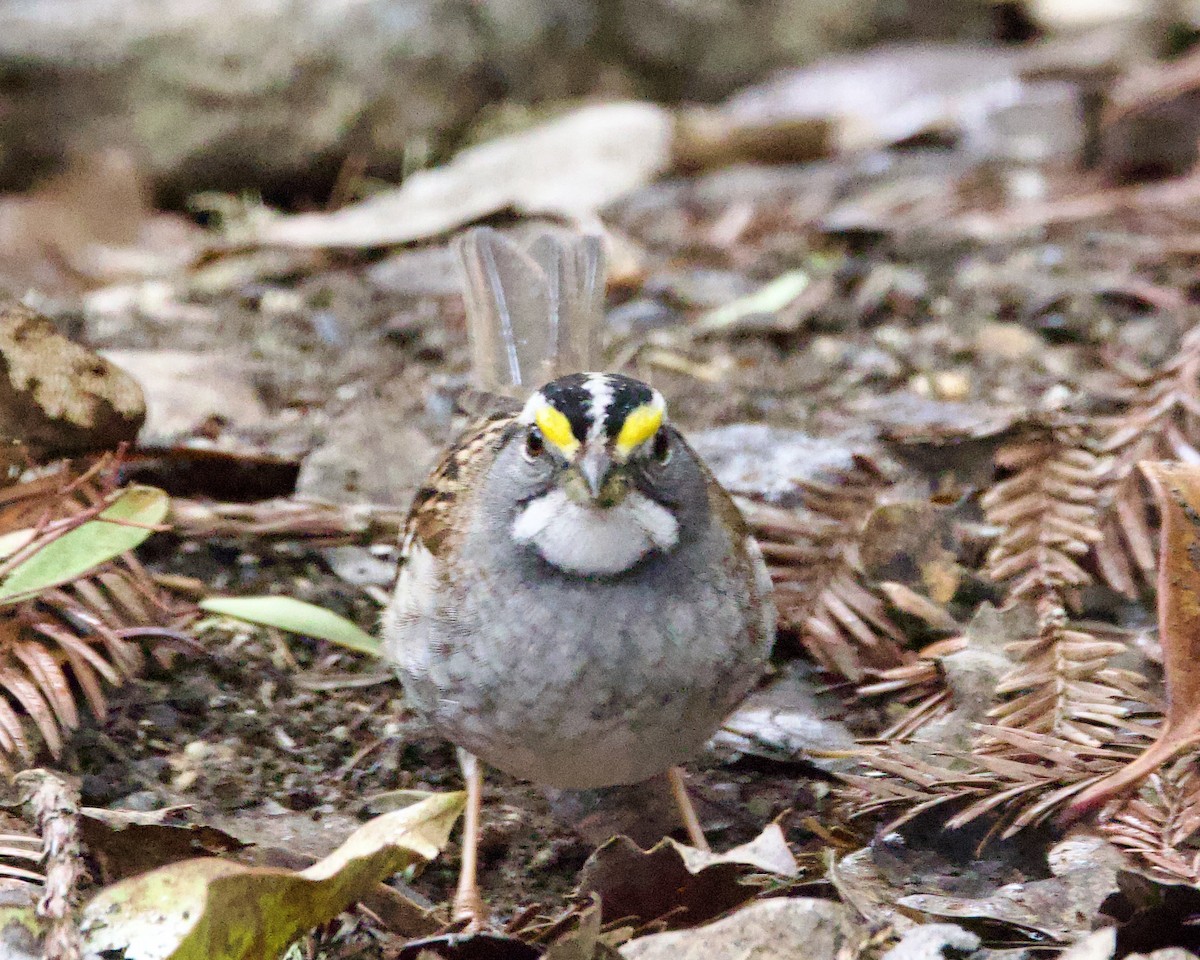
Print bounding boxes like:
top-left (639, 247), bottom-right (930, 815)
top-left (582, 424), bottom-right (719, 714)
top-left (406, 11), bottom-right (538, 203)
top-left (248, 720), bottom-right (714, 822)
top-left (533, 405), bottom-right (580, 457)
top-left (615, 403), bottom-right (663, 457)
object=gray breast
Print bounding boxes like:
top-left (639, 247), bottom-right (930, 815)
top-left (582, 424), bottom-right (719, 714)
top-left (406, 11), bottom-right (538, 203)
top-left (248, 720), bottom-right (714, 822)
top-left (384, 516), bottom-right (774, 789)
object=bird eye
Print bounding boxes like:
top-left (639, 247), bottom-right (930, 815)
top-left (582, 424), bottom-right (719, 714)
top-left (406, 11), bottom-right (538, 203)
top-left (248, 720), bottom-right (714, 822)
top-left (523, 428), bottom-right (545, 461)
top-left (651, 430), bottom-right (672, 465)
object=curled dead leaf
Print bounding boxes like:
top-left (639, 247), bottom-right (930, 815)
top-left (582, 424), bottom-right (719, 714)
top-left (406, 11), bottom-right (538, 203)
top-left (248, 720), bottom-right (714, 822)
top-left (577, 824), bottom-right (799, 932)
top-left (79, 791), bottom-right (465, 960)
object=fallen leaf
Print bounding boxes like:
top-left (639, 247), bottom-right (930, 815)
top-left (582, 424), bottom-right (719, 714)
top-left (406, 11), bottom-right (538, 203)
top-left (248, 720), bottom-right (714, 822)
top-left (1067, 462), bottom-right (1200, 818)
top-left (252, 103), bottom-right (672, 248)
top-left (80, 806), bottom-right (247, 884)
top-left (198, 596), bottom-right (381, 656)
top-left (619, 897), bottom-right (862, 960)
top-left (79, 790), bottom-right (464, 960)
top-left (713, 664), bottom-right (857, 770)
top-left (577, 824), bottom-right (798, 931)
top-left (0, 530), bottom-right (35, 561)
top-left (209, 803), bottom-right (439, 939)
top-left (689, 425), bottom-right (876, 508)
top-left (898, 835), bottom-right (1124, 943)
top-left (880, 923), bottom-right (980, 960)
top-left (0, 485), bottom-right (168, 606)
top-left (685, 270), bottom-right (812, 338)
top-left (830, 811), bottom-right (1059, 933)
top-left (858, 501), bottom-right (962, 605)
top-left (674, 824), bottom-right (800, 878)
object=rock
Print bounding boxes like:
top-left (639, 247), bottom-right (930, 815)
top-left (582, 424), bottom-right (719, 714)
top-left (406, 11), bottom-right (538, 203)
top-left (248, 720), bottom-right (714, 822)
top-left (0, 0), bottom-right (984, 196)
top-left (1061, 929), bottom-right (1116, 960)
top-left (620, 897), bottom-right (863, 960)
top-left (103, 349), bottom-right (269, 443)
top-left (320, 545), bottom-right (397, 587)
top-left (0, 303), bottom-right (144, 456)
top-left (975, 321), bottom-right (1042, 360)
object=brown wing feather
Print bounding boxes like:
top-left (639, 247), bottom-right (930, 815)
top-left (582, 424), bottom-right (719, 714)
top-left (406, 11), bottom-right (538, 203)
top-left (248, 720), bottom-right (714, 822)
top-left (401, 413), bottom-right (516, 558)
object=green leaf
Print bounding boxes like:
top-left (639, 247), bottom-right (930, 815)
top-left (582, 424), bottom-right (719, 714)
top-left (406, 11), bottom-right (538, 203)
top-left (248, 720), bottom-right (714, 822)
top-left (199, 595), bottom-right (381, 656)
top-left (692, 270), bottom-right (810, 335)
top-left (0, 485), bottom-right (168, 606)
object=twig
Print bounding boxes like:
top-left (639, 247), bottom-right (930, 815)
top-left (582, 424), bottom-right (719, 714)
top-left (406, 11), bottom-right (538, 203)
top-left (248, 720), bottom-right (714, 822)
top-left (15, 769), bottom-right (84, 960)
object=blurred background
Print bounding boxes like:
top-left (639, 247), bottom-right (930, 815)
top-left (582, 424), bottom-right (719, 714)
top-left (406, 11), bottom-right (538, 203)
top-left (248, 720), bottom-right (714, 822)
top-left (3, 0), bottom-right (1199, 503)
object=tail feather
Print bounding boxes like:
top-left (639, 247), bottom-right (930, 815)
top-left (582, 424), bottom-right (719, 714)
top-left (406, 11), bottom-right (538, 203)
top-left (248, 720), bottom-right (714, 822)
top-left (455, 227), bottom-right (605, 393)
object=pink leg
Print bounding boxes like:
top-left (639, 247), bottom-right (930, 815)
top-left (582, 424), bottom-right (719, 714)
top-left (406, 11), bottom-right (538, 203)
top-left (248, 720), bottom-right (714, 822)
top-left (453, 749), bottom-right (489, 929)
top-left (667, 766), bottom-right (710, 851)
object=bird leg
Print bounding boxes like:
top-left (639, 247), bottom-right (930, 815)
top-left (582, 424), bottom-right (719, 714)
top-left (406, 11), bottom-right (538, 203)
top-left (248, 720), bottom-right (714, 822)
top-left (453, 749), bottom-right (490, 929)
top-left (667, 766), bottom-right (710, 851)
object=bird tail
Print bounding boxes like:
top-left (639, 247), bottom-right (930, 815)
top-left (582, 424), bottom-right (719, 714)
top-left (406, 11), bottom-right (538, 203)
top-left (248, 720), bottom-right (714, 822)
top-left (454, 227), bottom-right (605, 395)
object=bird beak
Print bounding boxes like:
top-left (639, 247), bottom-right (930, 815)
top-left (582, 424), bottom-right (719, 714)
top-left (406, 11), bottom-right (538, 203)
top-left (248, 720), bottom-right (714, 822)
top-left (578, 447), bottom-right (611, 500)
top-left (569, 447), bottom-right (625, 506)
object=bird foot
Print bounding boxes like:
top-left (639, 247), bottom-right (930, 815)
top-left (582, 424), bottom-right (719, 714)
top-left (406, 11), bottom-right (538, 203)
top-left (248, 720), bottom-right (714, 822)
top-left (452, 887), bottom-right (490, 932)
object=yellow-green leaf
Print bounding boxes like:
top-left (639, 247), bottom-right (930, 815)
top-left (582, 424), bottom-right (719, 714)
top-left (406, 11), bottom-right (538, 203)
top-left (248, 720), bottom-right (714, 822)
top-left (691, 270), bottom-right (810, 336)
top-left (79, 791), bottom-right (465, 960)
top-left (199, 595), bottom-right (381, 656)
top-left (0, 485), bottom-right (168, 606)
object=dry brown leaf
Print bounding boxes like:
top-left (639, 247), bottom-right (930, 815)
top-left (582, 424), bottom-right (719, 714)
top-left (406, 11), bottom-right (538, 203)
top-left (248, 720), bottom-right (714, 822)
top-left (577, 825), bottom-right (799, 933)
top-left (252, 103), bottom-right (672, 248)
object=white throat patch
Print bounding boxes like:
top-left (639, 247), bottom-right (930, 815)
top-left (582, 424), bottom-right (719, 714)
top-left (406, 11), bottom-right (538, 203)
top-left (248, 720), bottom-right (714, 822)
top-left (511, 489), bottom-right (679, 575)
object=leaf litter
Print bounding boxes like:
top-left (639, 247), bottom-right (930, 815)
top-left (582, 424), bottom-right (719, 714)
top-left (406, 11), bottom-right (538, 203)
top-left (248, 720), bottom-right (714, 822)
top-left (13, 18), bottom-right (1200, 960)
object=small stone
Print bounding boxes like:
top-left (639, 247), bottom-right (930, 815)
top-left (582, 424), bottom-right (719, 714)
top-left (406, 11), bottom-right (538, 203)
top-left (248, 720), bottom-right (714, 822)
top-left (975, 321), bottom-right (1040, 360)
top-left (115, 790), bottom-right (164, 812)
top-left (606, 298), bottom-right (681, 336)
top-left (931, 367), bottom-right (969, 398)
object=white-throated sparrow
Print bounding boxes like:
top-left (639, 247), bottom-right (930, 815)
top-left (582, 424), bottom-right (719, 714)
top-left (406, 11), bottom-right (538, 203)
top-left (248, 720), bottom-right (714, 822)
top-left (382, 228), bottom-right (775, 924)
